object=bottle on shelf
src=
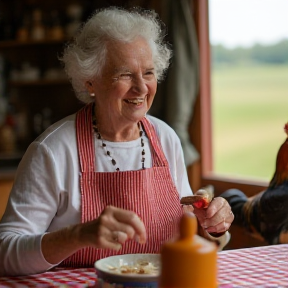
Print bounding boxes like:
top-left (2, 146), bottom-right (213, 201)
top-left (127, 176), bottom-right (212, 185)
top-left (48, 10), bottom-right (64, 40)
top-left (16, 15), bottom-right (30, 42)
top-left (65, 3), bottom-right (83, 38)
top-left (31, 9), bottom-right (46, 41)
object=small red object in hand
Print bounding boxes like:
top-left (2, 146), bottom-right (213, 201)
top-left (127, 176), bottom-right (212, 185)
top-left (180, 185), bottom-right (214, 209)
top-left (193, 198), bottom-right (210, 209)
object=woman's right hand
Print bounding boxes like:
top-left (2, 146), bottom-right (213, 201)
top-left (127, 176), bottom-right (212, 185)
top-left (42, 206), bottom-right (146, 265)
top-left (79, 206), bottom-right (147, 250)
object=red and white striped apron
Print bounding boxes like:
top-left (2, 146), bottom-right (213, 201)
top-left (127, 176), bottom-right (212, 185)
top-left (61, 103), bottom-right (183, 267)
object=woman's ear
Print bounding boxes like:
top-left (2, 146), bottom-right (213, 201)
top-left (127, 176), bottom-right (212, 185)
top-left (85, 81), bottom-right (93, 94)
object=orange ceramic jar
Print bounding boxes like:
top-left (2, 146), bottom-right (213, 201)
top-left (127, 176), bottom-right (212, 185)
top-left (159, 213), bottom-right (217, 288)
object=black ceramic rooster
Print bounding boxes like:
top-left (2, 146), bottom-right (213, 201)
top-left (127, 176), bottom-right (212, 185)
top-left (221, 122), bottom-right (288, 244)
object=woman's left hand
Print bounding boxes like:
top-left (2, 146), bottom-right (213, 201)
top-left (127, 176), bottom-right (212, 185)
top-left (192, 197), bottom-right (234, 235)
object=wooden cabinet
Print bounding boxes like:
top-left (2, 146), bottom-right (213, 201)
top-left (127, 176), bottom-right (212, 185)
top-left (0, 0), bottom-right (87, 173)
top-left (0, 39), bottom-right (82, 144)
top-left (0, 179), bottom-right (13, 220)
top-left (0, 1), bottom-right (88, 214)
top-left (0, 39), bottom-right (84, 185)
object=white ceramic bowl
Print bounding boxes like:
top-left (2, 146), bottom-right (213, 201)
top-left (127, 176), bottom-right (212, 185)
top-left (94, 253), bottom-right (160, 288)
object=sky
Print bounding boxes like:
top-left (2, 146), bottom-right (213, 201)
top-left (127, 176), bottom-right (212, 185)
top-left (209, 0), bottom-right (288, 48)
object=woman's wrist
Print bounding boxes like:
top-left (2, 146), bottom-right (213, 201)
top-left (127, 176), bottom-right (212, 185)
top-left (208, 231), bottom-right (226, 238)
top-left (206, 231), bottom-right (231, 251)
top-left (42, 224), bottom-right (85, 264)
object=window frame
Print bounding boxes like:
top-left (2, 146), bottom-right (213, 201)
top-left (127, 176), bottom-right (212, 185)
top-left (190, 0), bottom-right (268, 196)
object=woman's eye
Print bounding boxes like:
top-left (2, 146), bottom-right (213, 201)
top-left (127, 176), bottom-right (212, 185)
top-left (119, 74), bottom-right (132, 80)
top-left (144, 71), bottom-right (155, 78)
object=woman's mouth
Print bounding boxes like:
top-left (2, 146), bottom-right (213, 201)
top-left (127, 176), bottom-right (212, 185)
top-left (124, 98), bottom-right (145, 106)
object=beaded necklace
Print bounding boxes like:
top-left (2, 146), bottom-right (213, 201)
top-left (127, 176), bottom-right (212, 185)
top-left (92, 108), bottom-right (145, 171)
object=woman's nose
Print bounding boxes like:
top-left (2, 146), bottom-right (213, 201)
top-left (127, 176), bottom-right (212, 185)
top-left (132, 77), bottom-right (148, 94)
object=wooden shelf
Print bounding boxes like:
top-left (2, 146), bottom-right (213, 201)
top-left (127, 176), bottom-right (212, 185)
top-left (0, 151), bottom-right (23, 159)
top-left (0, 152), bottom-right (22, 179)
top-left (8, 79), bottom-right (70, 87)
top-left (0, 38), bottom-right (68, 49)
top-left (0, 169), bottom-right (17, 181)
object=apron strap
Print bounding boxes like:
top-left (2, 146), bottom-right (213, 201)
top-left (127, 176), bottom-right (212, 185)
top-left (76, 103), bottom-right (95, 173)
top-left (141, 117), bottom-right (169, 167)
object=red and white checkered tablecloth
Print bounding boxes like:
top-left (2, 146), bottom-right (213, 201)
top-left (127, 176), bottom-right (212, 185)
top-left (0, 244), bottom-right (287, 288)
top-left (0, 267), bottom-right (96, 288)
top-left (217, 244), bottom-right (288, 287)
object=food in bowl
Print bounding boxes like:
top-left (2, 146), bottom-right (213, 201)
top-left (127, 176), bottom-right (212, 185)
top-left (94, 254), bottom-right (160, 288)
top-left (106, 259), bottom-right (159, 275)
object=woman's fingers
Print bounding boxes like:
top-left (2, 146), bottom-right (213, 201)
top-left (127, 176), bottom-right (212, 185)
top-left (81, 206), bottom-right (147, 250)
top-left (101, 230), bottom-right (131, 251)
top-left (204, 211), bottom-right (234, 234)
top-left (111, 207), bottom-right (147, 243)
top-left (205, 197), bottom-right (229, 218)
top-left (193, 197), bottom-right (234, 233)
top-left (94, 229), bottom-right (123, 251)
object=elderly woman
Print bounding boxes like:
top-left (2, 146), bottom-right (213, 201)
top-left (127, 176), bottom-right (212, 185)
top-left (0, 7), bottom-right (233, 276)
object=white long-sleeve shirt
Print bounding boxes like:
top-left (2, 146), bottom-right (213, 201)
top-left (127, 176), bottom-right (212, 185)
top-left (0, 114), bottom-right (193, 276)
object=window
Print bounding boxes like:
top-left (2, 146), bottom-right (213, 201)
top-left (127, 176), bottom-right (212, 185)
top-left (191, 0), bottom-right (288, 195)
top-left (209, 0), bottom-right (288, 183)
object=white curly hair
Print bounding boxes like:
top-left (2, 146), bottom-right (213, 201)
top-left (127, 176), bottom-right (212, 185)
top-left (60, 6), bottom-right (172, 103)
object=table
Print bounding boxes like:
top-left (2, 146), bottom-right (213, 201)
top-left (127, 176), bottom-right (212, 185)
top-left (0, 244), bottom-right (287, 287)
top-left (218, 244), bottom-right (288, 287)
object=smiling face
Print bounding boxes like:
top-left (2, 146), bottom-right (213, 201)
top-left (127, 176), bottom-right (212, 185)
top-left (87, 37), bottom-right (157, 136)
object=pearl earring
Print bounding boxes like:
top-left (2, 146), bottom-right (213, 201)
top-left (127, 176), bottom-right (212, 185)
top-left (90, 93), bottom-right (95, 97)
